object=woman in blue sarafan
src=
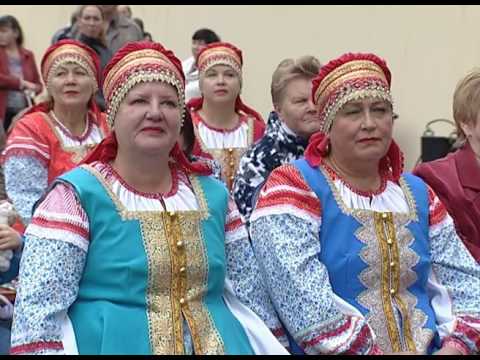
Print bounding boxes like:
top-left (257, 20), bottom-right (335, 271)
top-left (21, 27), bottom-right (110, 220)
top-left (249, 52), bottom-right (480, 355)
top-left (9, 41), bottom-right (288, 355)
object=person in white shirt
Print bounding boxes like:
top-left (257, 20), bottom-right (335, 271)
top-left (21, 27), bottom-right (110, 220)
top-left (182, 28), bottom-right (220, 102)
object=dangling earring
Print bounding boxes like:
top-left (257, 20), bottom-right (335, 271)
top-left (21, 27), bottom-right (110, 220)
top-left (180, 112), bottom-right (185, 128)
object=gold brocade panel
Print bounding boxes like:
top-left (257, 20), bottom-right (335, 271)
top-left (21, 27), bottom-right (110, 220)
top-left (319, 166), bottom-right (434, 354)
top-left (207, 147), bottom-right (247, 191)
top-left (193, 117), bottom-right (255, 191)
top-left (81, 165), bottom-right (225, 355)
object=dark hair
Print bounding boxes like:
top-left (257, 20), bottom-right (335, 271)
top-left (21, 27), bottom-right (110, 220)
top-left (180, 110), bottom-right (195, 157)
top-left (71, 7), bottom-right (82, 25)
top-left (78, 5), bottom-right (105, 20)
top-left (0, 15), bottom-right (24, 46)
top-left (144, 32), bottom-right (153, 42)
top-left (192, 28), bottom-right (220, 44)
top-left (132, 17), bottom-right (144, 33)
top-left (118, 5), bottom-right (132, 18)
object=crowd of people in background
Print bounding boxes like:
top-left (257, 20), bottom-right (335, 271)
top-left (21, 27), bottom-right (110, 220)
top-left (0, 4), bottom-right (479, 356)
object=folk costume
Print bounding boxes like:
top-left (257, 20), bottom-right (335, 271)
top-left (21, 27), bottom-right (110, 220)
top-left (187, 42), bottom-right (265, 191)
top-left (10, 41), bottom-right (287, 355)
top-left (249, 53), bottom-right (480, 355)
top-left (2, 40), bottom-right (108, 225)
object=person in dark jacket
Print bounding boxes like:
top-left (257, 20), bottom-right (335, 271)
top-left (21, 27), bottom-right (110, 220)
top-left (76, 5), bottom-right (113, 111)
top-left (233, 55), bottom-right (321, 224)
top-left (51, 9), bottom-right (80, 44)
top-left (99, 5), bottom-right (143, 54)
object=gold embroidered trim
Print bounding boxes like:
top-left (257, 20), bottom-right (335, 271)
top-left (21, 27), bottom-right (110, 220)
top-left (197, 47), bottom-right (242, 75)
top-left (179, 208), bottom-right (225, 354)
top-left (314, 60), bottom-right (387, 102)
top-left (193, 116), bottom-right (253, 191)
top-left (103, 49), bottom-right (183, 96)
top-left (188, 175), bottom-right (209, 220)
top-left (41, 113), bottom-right (106, 165)
top-left (374, 212), bottom-right (402, 352)
top-left (80, 165), bottom-right (225, 354)
top-left (395, 218), bottom-right (433, 354)
top-left (106, 70), bottom-right (185, 127)
top-left (165, 212), bottom-right (186, 353)
top-left (389, 218), bottom-right (415, 352)
top-left (398, 177), bottom-right (418, 222)
top-left (355, 211), bottom-right (390, 352)
top-left (355, 210), bottom-right (433, 353)
top-left (318, 165), bottom-right (432, 352)
top-left (321, 87), bottom-right (392, 133)
top-left (139, 212), bottom-right (175, 354)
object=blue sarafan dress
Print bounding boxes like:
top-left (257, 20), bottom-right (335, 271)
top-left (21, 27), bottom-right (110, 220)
top-left (249, 159), bottom-right (480, 355)
top-left (10, 161), bottom-right (288, 355)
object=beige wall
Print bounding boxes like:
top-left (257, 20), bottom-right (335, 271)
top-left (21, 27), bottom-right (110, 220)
top-left (2, 5), bottom-right (479, 169)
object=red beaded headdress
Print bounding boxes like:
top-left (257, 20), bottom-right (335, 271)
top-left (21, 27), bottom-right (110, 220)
top-left (84, 41), bottom-right (211, 176)
top-left (197, 42), bottom-right (243, 77)
top-left (102, 41), bottom-right (185, 128)
top-left (305, 53), bottom-right (403, 181)
top-left (41, 39), bottom-right (100, 93)
top-left (312, 52), bottom-right (392, 133)
top-left (15, 40), bottom-right (102, 122)
top-left (188, 42), bottom-right (264, 125)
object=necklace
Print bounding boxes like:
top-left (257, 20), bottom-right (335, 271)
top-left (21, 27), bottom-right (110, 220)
top-left (50, 110), bottom-right (89, 138)
top-left (326, 155), bottom-right (384, 197)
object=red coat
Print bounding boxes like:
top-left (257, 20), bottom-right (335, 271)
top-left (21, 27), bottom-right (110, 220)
top-left (0, 47), bottom-right (43, 123)
top-left (413, 142), bottom-right (480, 262)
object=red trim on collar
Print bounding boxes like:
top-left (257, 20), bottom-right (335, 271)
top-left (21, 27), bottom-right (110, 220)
top-left (321, 159), bottom-right (389, 197)
top-left (192, 110), bottom-right (247, 133)
top-left (105, 161), bottom-right (179, 199)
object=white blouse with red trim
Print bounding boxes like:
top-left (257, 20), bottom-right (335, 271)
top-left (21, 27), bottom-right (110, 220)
top-left (196, 116), bottom-right (250, 149)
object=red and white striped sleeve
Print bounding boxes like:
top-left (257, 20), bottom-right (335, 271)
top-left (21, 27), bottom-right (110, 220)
top-left (250, 164), bottom-right (321, 224)
top-left (3, 115), bottom-right (51, 166)
top-left (10, 182), bottom-right (89, 355)
top-left (26, 181), bottom-right (89, 251)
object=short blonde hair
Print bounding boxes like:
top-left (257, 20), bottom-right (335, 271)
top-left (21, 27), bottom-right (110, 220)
top-left (453, 69), bottom-right (480, 145)
top-left (271, 55), bottom-right (321, 107)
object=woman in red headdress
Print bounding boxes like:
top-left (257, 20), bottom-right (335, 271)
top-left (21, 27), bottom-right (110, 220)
top-left (187, 42), bottom-right (265, 191)
top-left (2, 39), bottom-right (109, 227)
top-left (249, 53), bottom-right (480, 355)
top-left (10, 41), bottom-right (288, 355)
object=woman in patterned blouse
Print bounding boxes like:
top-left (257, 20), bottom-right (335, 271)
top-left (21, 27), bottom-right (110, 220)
top-left (249, 52), bottom-right (480, 355)
top-left (10, 41), bottom-right (287, 355)
top-left (3, 39), bottom-right (109, 227)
